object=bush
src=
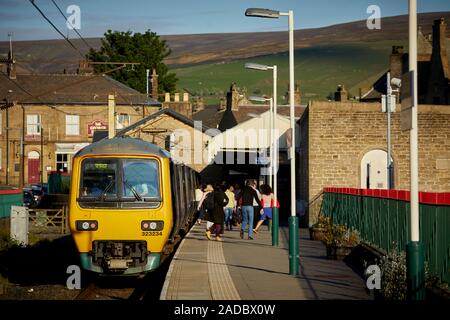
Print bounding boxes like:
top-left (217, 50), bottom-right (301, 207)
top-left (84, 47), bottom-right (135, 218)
top-left (323, 224), bottom-right (360, 247)
top-left (312, 215), bottom-right (331, 229)
top-left (379, 246), bottom-right (443, 300)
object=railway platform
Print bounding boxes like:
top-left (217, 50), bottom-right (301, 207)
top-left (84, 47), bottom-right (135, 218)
top-left (160, 222), bottom-right (373, 300)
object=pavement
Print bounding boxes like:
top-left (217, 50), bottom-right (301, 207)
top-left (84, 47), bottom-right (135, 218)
top-left (160, 221), bottom-right (373, 300)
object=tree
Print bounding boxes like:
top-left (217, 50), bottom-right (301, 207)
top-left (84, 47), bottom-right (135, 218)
top-left (86, 30), bottom-right (178, 96)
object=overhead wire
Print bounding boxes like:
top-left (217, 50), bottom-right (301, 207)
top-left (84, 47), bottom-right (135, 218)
top-left (28, 0), bottom-right (85, 59)
top-left (50, 0), bottom-right (93, 50)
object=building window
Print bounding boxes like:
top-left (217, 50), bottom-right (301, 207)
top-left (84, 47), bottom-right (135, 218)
top-left (116, 113), bottom-right (130, 130)
top-left (27, 114), bottom-right (41, 135)
top-left (0, 112), bottom-right (2, 135)
top-left (66, 115), bottom-right (80, 135)
top-left (56, 153), bottom-right (70, 172)
top-left (0, 148), bottom-right (2, 169)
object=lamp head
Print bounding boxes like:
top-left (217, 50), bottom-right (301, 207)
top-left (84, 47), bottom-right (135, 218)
top-left (245, 8), bottom-right (280, 18)
top-left (249, 95), bottom-right (270, 103)
top-left (245, 62), bottom-right (271, 71)
top-left (391, 78), bottom-right (402, 88)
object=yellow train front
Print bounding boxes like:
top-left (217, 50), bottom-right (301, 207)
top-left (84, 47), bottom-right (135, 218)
top-left (69, 137), bottom-right (196, 275)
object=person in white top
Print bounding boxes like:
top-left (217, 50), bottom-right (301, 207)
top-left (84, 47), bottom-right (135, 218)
top-left (195, 184), bottom-right (205, 225)
top-left (197, 184), bottom-right (215, 239)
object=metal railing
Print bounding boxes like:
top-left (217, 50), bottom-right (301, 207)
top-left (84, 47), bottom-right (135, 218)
top-left (308, 190), bottom-right (324, 226)
top-left (321, 188), bottom-right (450, 284)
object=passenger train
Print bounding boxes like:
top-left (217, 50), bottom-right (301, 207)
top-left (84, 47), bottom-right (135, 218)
top-left (68, 136), bottom-right (198, 274)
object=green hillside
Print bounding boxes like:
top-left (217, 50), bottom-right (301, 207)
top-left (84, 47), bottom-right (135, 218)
top-left (172, 40), bottom-right (407, 104)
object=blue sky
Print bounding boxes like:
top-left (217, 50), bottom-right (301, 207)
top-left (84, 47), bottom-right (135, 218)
top-left (0, 0), bottom-right (449, 41)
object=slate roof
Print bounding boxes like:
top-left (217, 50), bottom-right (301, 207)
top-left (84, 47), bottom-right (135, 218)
top-left (360, 20), bottom-right (450, 102)
top-left (193, 104), bottom-right (306, 131)
top-left (116, 107), bottom-right (213, 136)
top-left (0, 73), bottom-right (160, 106)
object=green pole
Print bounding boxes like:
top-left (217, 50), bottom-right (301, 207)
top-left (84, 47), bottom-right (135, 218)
top-left (272, 207), bottom-right (279, 246)
top-left (289, 216), bottom-right (299, 275)
top-left (406, 241), bottom-right (425, 300)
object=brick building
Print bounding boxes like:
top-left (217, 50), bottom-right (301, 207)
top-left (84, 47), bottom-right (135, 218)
top-left (299, 101), bottom-right (450, 227)
top-left (116, 107), bottom-right (214, 173)
top-left (0, 71), bottom-right (160, 187)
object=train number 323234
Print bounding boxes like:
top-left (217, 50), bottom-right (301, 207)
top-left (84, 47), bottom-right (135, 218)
top-left (142, 231), bottom-right (163, 236)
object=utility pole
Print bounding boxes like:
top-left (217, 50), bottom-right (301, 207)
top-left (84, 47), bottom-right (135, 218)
top-left (40, 126), bottom-right (44, 185)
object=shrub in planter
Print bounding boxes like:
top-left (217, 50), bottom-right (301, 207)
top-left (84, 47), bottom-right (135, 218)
top-left (309, 215), bottom-right (331, 241)
top-left (377, 246), bottom-right (444, 300)
top-left (323, 224), bottom-right (360, 260)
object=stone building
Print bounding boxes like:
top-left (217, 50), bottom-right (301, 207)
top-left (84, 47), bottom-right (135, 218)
top-left (0, 69), bottom-right (160, 186)
top-left (162, 91), bottom-right (193, 118)
top-left (116, 108), bottom-right (214, 173)
top-left (360, 18), bottom-right (450, 104)
top-left (298, 101), bottom-right (450, 227)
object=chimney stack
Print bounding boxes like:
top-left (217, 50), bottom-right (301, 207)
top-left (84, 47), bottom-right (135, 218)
top-left (7, 33), bottom-right (16, 80)
top-left (334, 84), bottom-right (348, 102)
top-left (151, 69), bottom-right (159, 100)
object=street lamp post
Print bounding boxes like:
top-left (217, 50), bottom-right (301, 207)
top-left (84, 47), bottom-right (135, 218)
top-left (245, 8), bottom-right (299, 275)
top-left (407, 0), bottom-right (425, 300)
top-left (245, 62), bottom-right (279, 247)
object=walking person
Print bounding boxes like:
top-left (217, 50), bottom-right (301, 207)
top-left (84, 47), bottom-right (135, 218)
top-left (252, 182), bottom-right (262, 229)
top-left (237, 179), bottom-right (262, 240)
top-left (195, 183), bottom-right (206, 225)
top-left (210, 183), bottom-right (229, 241)
top-left (233, 183), bottom-right (242, 226)
top-left (224, 184), bottom-right (235, 231)
top-left (197, 184), bottom-right (215, 240)
top-left (253, 184), bottom-right (280, 234)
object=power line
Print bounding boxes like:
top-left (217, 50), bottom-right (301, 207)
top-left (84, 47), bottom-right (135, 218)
top-left (28, 0), bottom-right (85, 59)
top-left (51, 0), bottom-right (93, 50)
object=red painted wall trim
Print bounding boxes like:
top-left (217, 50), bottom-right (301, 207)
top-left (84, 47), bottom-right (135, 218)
top-left (323, 187), bottom-right (450, 205)
top-left (0, 189), bottom-right (22, 195)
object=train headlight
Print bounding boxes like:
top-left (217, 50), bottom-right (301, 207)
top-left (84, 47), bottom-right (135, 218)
top-left (76, 220), bottom-right (98, 231)
top-left (141, 220), bottom-right (164, 231)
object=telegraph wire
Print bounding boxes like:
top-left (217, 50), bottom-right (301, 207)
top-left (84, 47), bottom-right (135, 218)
top-left (51, 0), bottom-right (93, 50)
top-left (28, 0), bottom-right (85, 59)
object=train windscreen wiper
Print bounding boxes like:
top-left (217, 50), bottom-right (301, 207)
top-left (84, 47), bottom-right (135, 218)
top-left (97, 180), bottom-right (115, 201)
top-left (123, 180), bottom-right (143, 202)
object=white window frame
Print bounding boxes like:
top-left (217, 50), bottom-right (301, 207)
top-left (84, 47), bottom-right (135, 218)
top-left (65, 114), bottom-right (80, 136)
top-left (26, 114), bottom-right (41, 135)
top-left (116, 113), bottom-right (130, 130)
top-left (56, 153), bottom-right (71, 172)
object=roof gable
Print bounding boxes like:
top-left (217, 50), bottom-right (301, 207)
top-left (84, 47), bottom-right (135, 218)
top-left (116, 107), bottom-right (213, 136)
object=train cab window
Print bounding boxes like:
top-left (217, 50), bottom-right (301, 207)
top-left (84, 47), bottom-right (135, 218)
top-left (80, 159), bottom-right (118, 198)
top-left (122, 159), bottom-right (160, 200)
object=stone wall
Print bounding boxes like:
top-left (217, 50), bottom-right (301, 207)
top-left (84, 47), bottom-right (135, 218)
top-left (299, 101), bottom-right (450, 225)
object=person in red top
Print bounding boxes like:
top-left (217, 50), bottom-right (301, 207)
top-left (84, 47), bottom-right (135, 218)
top-left (253, 184), bottom-right (279, 234)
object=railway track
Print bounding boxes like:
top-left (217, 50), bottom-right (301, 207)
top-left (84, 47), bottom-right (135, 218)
top-left (74, 232), bottom-right (184, 301)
